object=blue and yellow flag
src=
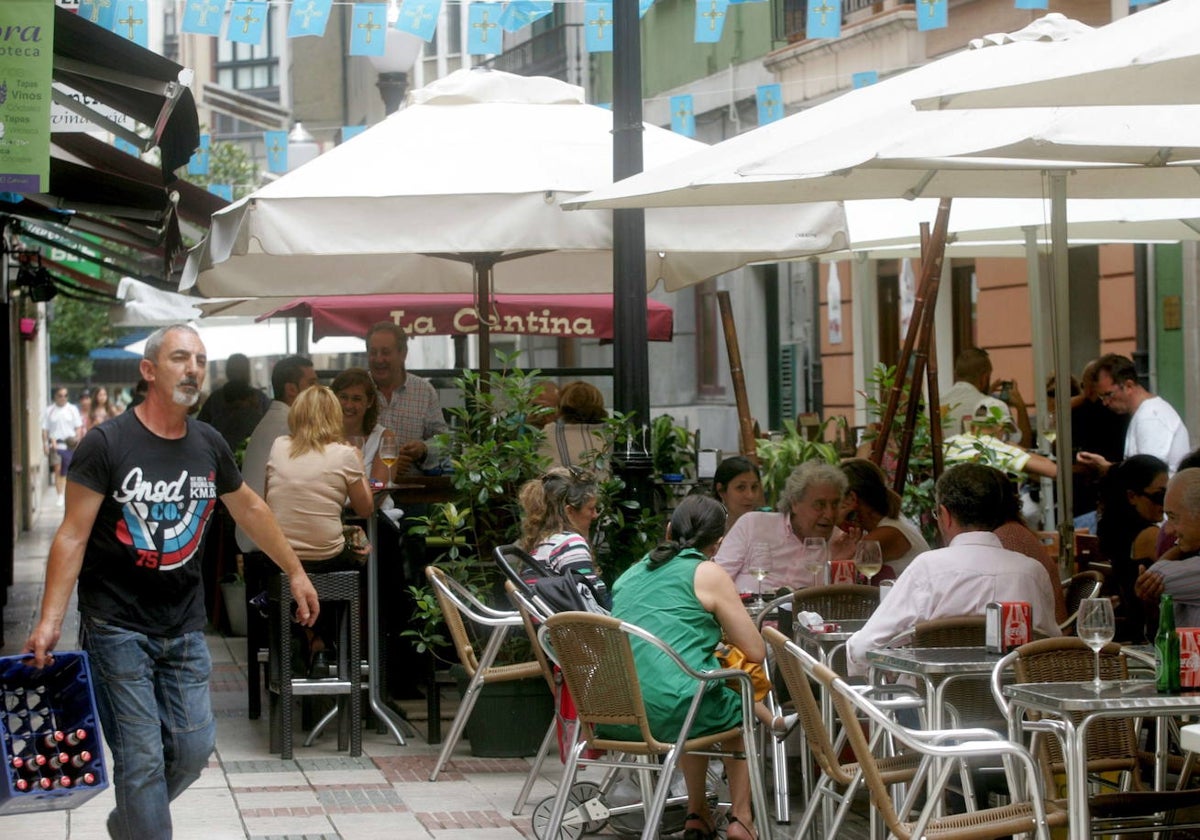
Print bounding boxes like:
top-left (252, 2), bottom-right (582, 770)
top-left (583, 2), bottom-right (614, 52)
top-left (397, 0), bottom-right (442, 41)
top-left (670, 95), bottom-right (695, 138)
top-left (113, 137), bottom-right (140, 157)
top-left (264, 130), bottom-right (288, 174)
top-left (756, 84), bottom-right (783, 125)
top-left (694, 0), bottom-right (729, 43)
top-left (80, 0), bottom-right (117, 29)
top-left (227, 1), bottom-right (268, 44)
top-left (182, 0), bottom-right (225, 36)
top-left (188, 134), bottom-right (211, 177)
top-left (208, 184), bottom-right (234, 202)
top-left (114, 1), bottom-right (150, 46)
top-left (1014, 0), bottom-right (1048, 8)
top-left (639, 0), bottom-right (655, 17)
top-left (341, 125), bottom-right (367, 143)
top-left (350, 3), bottom-right (388, 55)
top-left (916, 0), bottom-right (947, 31)
top-left (467, 3), bottom-right (503, 55)
top-left (500, 1), bottom-right (552, 32)
top-left (852, 70), bottom-right (878, 89)
top-left (807, 0), bottom-right (840, 39)
top-left (729, 0), bottom-right (767, 4)
top-left (288, 0), bottom-right (333, 37)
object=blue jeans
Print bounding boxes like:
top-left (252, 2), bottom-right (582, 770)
top-left (81, 617), bottom-right (216, 840)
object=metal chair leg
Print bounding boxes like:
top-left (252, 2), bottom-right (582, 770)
top-left (513, 717), bottom-right (558, 815)
top-left (429, 625), bottom-right (511, 780)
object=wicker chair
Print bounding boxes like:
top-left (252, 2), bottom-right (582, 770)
top-left (763, 627), bottom-right (922, 840)
top-left (993, 637), bottom-right (1200, 837)
top-left (538, 612), bottom-right (769, 840)
top-left (1060, 571), bottom-right (1105, 634)
top-left (792, 583), bottom-right (881, 620)
top-left (425, 565), bottom-right (543, 782)
top-left (813, 651), bottom-right (1067, 840)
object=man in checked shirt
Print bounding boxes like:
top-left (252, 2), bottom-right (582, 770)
top-left (365, 321), bottom-right (448, 476)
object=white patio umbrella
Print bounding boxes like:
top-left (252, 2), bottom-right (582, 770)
top-left (181, 68), bottom-right (846, 301)
top-left (111, 277), bottom-right (209, 327)
top-left (913, 0), bottom-right (1200, 110)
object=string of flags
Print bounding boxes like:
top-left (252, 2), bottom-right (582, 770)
top-left (75, 0), bottom-right (1075, 57)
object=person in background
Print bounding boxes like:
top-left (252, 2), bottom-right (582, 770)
top-left (1064, 361), bottom-right (1128, 531)
top-left (128, 377), bottom-right (149, 409)
top-left (197, 352), bottom-right (271, 452)
top-left (41, 386), bottom-right (84, 508)
top-left (846, 463), bottom-right (1059, 676)
top-left (517, 466), bottom-right (609, 608)
top-left (712, 456), bottom-right (766, 534)
top-left (716, 461), bottom-right (856, 592)
top-left (332, 367), bottom-right (395, 485)
top-left (77, 389), bottom-right (94, 434)
top-left (940, 346), bottom-right (1033, 448)
top-left (90, 385), bottom-right (116, 427)
top-left (365, 321), bottom-right (447, 476)
top-left (993, 478), bottom-right (1068, 625)
top-left (24, 324), bottom-right (319, 840)
top-left (839, 458), bottom-right (930, 580)
top-left (1097, 455), bottom-right (1169, 642)
top-left (264, 386), bottom-right (374, 675)
top-left (539, 380), bottom-right (609, 470)
top-left (604, 495), bottom-right (764, 840)
top-left (528, 379), bottom-right (560, 429)
top-left (1135, 469), bottom-right (1200, 627)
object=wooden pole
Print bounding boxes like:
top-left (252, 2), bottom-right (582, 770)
top-left (921, 223), bottom-right (944, 481)
top-left (717, 290), bottom-right (758, 460)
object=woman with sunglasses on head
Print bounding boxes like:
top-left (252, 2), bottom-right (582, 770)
top-left (1098, 454), bottom-right (1169, 642)
top-left (517, 466), bottom-right (610, 608)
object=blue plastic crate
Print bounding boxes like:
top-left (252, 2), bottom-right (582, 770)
top-left (0, 652), bottom-right (109, 815)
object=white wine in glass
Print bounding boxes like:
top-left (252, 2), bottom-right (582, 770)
top-left (1077, 597), bottom-right (1116, 692)
top-left (854, 540), bottom-right (883, 582)
top-left (379, 438), bottom-right (400, 470)
top-left (802, 537), bottom-right (828, 586)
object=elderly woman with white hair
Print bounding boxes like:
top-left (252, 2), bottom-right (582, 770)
top-left (715, 461), bottom-right (857, 593)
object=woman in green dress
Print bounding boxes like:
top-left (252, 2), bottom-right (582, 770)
top-left (608, 495), bottom-right (762, 840)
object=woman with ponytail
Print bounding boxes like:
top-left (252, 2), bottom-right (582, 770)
top-left (604, 495), bottom-right (768, 840)
top-left (517, 466), bottom-right (610, 608)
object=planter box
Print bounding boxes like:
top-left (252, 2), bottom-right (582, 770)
top-left (454, 670), bottom-right (553, 757)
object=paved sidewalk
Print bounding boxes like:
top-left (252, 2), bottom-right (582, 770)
top-left (0, 488), bottom-right (561, 840)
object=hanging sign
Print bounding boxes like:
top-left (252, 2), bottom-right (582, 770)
top-left (899, 257), bottom-right (916, 338)
top-left (827, 262), bottom-right (843, 345)
top-left (0, 1), bottom-right (53, 193)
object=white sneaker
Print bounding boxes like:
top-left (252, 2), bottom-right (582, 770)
top-left (55, 495), bottom-right (64, 508)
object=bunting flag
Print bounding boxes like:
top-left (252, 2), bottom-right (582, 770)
top-left (397, 0), bottom-right (441, 41)
top-left (113, 137), bottom-right (140, 156)
top-left (188, 134), bottom-right (211, 176)
top-left (208, 184), bottom-right (234, 201)
top-left (583, 2), bottom-right (614, 52)
top-left (806, 0), bottom-right (841, 39)
top-left (341, 125), bottom-right (367, 143)
top-left (639, 0), bottom-right (655, 17)
top-left (500, 1), bottom-right (552, 32)
top-left (1129, 0), bottom-right (1157, 5)
top-left (694, 0), bottom-right (729, 43)
top-left (1014, 0), bottom-right (1048, 8)
top-left (227, 1), bottom-right (268, 44)
top-left (852, 70), bottom-right (878, 88)
top-left (669, 94), bottom-right (695, 138)
top-left (916, 0), bottom-right (947, 31)
top-left (264, 130), bottom-right (288, 173)
top-left (182, 0), bottom-right (226, 36)
top-left (729, 0), bottom-right (768, 4)
top-left (756, 83), bottom-right (783, 125)
top-left (114, 0), bottom-right (150, 46)
top-left (596, 102), bottom-right (612, 110)
top-left (79, 0), bottom-right (117, 29)
top-left (467, 3), bottom-right (503, 55)
top-left (288, 0), bottom-right (333, 37)
top-left (350, 3), bottom-right (388, 55)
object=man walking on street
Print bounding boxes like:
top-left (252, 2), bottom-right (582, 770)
top-left (41, 386), bottom-right (84, 507)
top-left (24, 324), bottom-right (320, 840)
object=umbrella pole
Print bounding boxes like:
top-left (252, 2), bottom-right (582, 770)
top-left (1050, 172), bottom-right (1075, 576)
top-left (1025, 225), bottom-right (1056, 532)
top-left (717, 290), bottom-right (758, 460)
top-left (474, 259), bottom-right (493, 379)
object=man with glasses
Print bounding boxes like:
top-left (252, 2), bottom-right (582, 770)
top-left (1077, 353), bottom-right (1190, 476)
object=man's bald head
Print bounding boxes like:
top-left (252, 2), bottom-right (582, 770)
top-left (1165, 468), bottom-right (1200, 555)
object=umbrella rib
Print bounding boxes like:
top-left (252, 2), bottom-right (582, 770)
top-left (903, 170), bottom-right (938, 200)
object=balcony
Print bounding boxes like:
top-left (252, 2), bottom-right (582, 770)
top-left (775, 0), bottom-right (914, 44)
top-left (484, 24), bottom-right (579, 81)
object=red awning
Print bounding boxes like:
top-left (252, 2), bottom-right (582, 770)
top-left (255, 294), bottom-right (674, 342)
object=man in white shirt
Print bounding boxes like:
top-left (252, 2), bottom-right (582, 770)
top-left (940, 347), bottom-right (1032, 447)
top-left (41, 387), bottom-right (84, 507)
top-left (1077, 353), bottom-right (1191, 476)
top-left (846, 463), bottom-right (1060, 675)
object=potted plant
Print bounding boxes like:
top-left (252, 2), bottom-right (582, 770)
top-left (755, 418), bottom-right (843, 507)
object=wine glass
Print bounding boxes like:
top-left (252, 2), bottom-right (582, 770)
top-left (853, 540), bottom-right (883, 584)
top-left (801, 537), bottom-right (828, 586)
top-left (379, 437), bottom-right (400, 478)
top-left (747, 543), bottom-right (771, 609)
top-left (1077, 597), bottom-right (1116, 692)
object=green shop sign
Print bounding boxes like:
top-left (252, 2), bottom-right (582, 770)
top-left (0, 1), bottom-right (53, 193)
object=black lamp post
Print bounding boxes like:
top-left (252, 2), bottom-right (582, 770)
top-left (369, 4), bottom-right (423, 115)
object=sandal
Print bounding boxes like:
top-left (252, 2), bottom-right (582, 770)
top-left (726, 814), bottom-right (757, 840)
top-left (683, 812), bottom-right (716, 840)
top-left (771, 712), bottom-right (800, 740)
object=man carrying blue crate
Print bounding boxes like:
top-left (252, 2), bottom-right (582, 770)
top-left (24, 324), bottom-right (321, 840)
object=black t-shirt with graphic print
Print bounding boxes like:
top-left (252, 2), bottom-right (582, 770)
top-left (70, 410), bottom-right (244, 637)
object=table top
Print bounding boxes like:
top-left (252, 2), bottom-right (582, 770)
top-left (1005, 680), bottom-right (1200, 713)
top-left (795, 618), bottom-right (868, 644)
top-left (372, 475), bottom-right (455, 504)
top-left (866, 646), bottom-right (1004, 675)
